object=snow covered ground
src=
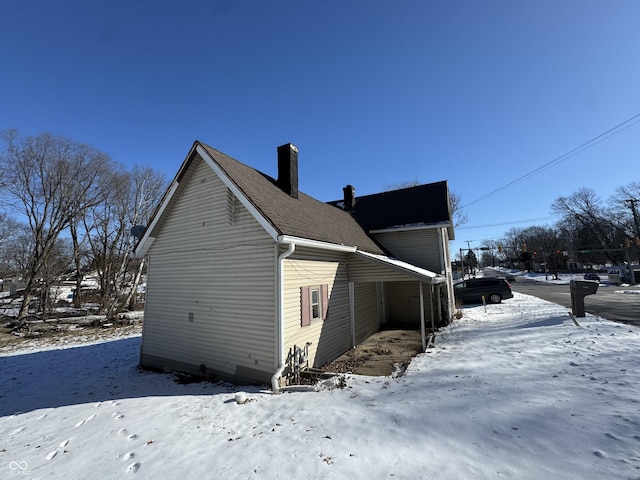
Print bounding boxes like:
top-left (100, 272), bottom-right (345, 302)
top-left (2, 292), bottom-right (640, 479)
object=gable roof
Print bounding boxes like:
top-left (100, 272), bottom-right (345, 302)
top-left (330, 181), bottom-right (454, 238)
top-left (135, 141), bottom-right (384, 257)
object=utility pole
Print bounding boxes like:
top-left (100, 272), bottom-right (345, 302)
top-left (460, 242), bottom-right (478, 279)
top-left (624, 199), bottom-right (640, 237)
top-left (462, 241), bottom-right (473, 279)
top-left (624, 199), bottom-right (639, 285)
top-left (623, 248), bottom-right (636, 285)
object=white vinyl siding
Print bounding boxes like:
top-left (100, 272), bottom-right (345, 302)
top-left (347, 255), bottom-right (418, 283)
top-left (385, 281), bottom-right (434, 326)
top-left (282, 247), bottom-right (351, 369)
top-left (370, 228), bottom-right (453, 325)
top-left (354, 282), bottom-right (379, 343)
top-left (371, 229), bottom-right (442, 273)
top-left (141, 155), bottom-right (277, 383)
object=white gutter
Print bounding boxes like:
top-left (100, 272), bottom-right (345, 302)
top-left (271, 242), bottom-right (296, 393)
top-left (277, 235), bottom-right (357, 253)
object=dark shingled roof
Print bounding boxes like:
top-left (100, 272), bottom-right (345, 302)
top-left (330, 181), bottom-right (452, 232)
top-left (198, 143), bottom-right (385, 255)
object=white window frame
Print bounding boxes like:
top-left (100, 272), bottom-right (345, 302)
top-left (310, 287), bottom-right (321, 320)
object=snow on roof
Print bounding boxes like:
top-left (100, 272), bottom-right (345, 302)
top-left (355, 250), bottom-right (445, 283)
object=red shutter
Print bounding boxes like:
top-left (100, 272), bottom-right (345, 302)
top-left (321, 284), bottom-right (329, 320)
top-left (300, 286), bottom-right (310, 327)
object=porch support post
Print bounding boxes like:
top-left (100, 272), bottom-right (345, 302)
top-left (419, 281), bottom-right (426, 352)
top-left (349, 281), bottom-right (356, 348)
top-left (436, 284), bottom-right (442, 325)
top-left (431, 284), bottom-right (436, 332)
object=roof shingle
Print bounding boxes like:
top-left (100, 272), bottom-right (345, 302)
top-left (329, 181), bottom-right (452, 232)
top-left (199, 143), bottom-right (384, 254)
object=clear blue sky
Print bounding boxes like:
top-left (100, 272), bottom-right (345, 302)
top-left (1, 1), bottom-right (639, 258)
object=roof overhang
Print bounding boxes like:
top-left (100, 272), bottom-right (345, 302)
top-left (355, 250), bottom-right (446, 284)
top-left (369, 221), bottom-right (452, 235)
top-left (133, 181), bottom-right (179, 258)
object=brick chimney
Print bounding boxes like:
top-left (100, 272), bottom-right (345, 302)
top-left (277, 143), bottom-right (298, 198)
top-left (343, 184), bottom-right (356, 210)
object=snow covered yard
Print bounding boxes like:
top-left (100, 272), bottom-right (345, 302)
top-left (2, 292), bottom-right (640, 479)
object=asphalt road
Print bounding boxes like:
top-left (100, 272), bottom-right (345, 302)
top-left (506, 276), bottom-right (640, 326)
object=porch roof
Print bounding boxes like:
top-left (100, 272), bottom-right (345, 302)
top-left (354, 251), bottom-right (446, 284)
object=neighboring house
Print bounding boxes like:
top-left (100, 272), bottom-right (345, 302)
top-left (134, 141), bottom-right (455, 389)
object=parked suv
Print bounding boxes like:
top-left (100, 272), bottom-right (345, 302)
top-left (583, 273), bottom-right (601, 282)
top-left (454, 278), bottom-right (513, 304)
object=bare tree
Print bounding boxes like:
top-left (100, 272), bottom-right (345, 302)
top-left (479, 182), bottom-right (640, 271)
top-left (120, 166), bottom-right (167, 310)
top-left (0, 130), bottom-right (112, 325)
top-left (0, 214), bottom-right (24, 288)
top-left (2, 224), bottom-right (33, 278)
top-left (499, 227), bottom-right (525, 264)
top-left (609, 182), bottom-right (640, 262)
top-left (551, 188), bottom-right (621, 264)
top-left (449, 190), bottom-right (469, 227)
top-left (497, 225), bottom-right (565, 271)
top-left (84, 165), bottom-right (166, 318)
top-left (479, 239), bottom-right (500, 267)
top-left (614, 181), bottom-right (640, 208)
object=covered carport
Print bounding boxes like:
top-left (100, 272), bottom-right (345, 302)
top-left (347, 250), bottom-right (448, 352)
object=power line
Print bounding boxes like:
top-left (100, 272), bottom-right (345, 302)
top-left (457, 216), bottom-right (554, 230)
top-left (462, 112), bottom-right (640, 208)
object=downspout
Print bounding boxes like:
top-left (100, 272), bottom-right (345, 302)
top-left (271, 242), bottom-right (296, 393)
top-left (138, 256), bottom-right (151, 366)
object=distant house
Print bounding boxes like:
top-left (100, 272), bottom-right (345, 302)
top-left (134, 141), bottom-right (455, 388)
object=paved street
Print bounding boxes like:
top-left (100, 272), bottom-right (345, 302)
top-left (508, 276), bottom-right (640, 326)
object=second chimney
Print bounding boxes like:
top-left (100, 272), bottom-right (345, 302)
top-left (343, 184), bottom-right (356, 210)
top-left (277, 143), bottom-right (299, 199)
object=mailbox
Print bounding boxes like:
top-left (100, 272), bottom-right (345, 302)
top-left (570, 280), bottom-right (598, 317)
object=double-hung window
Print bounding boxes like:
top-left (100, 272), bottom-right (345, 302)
top-left (310, 287), bottom-right (321, 320)
top-left (300, 284), bottom-right (328, 327)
